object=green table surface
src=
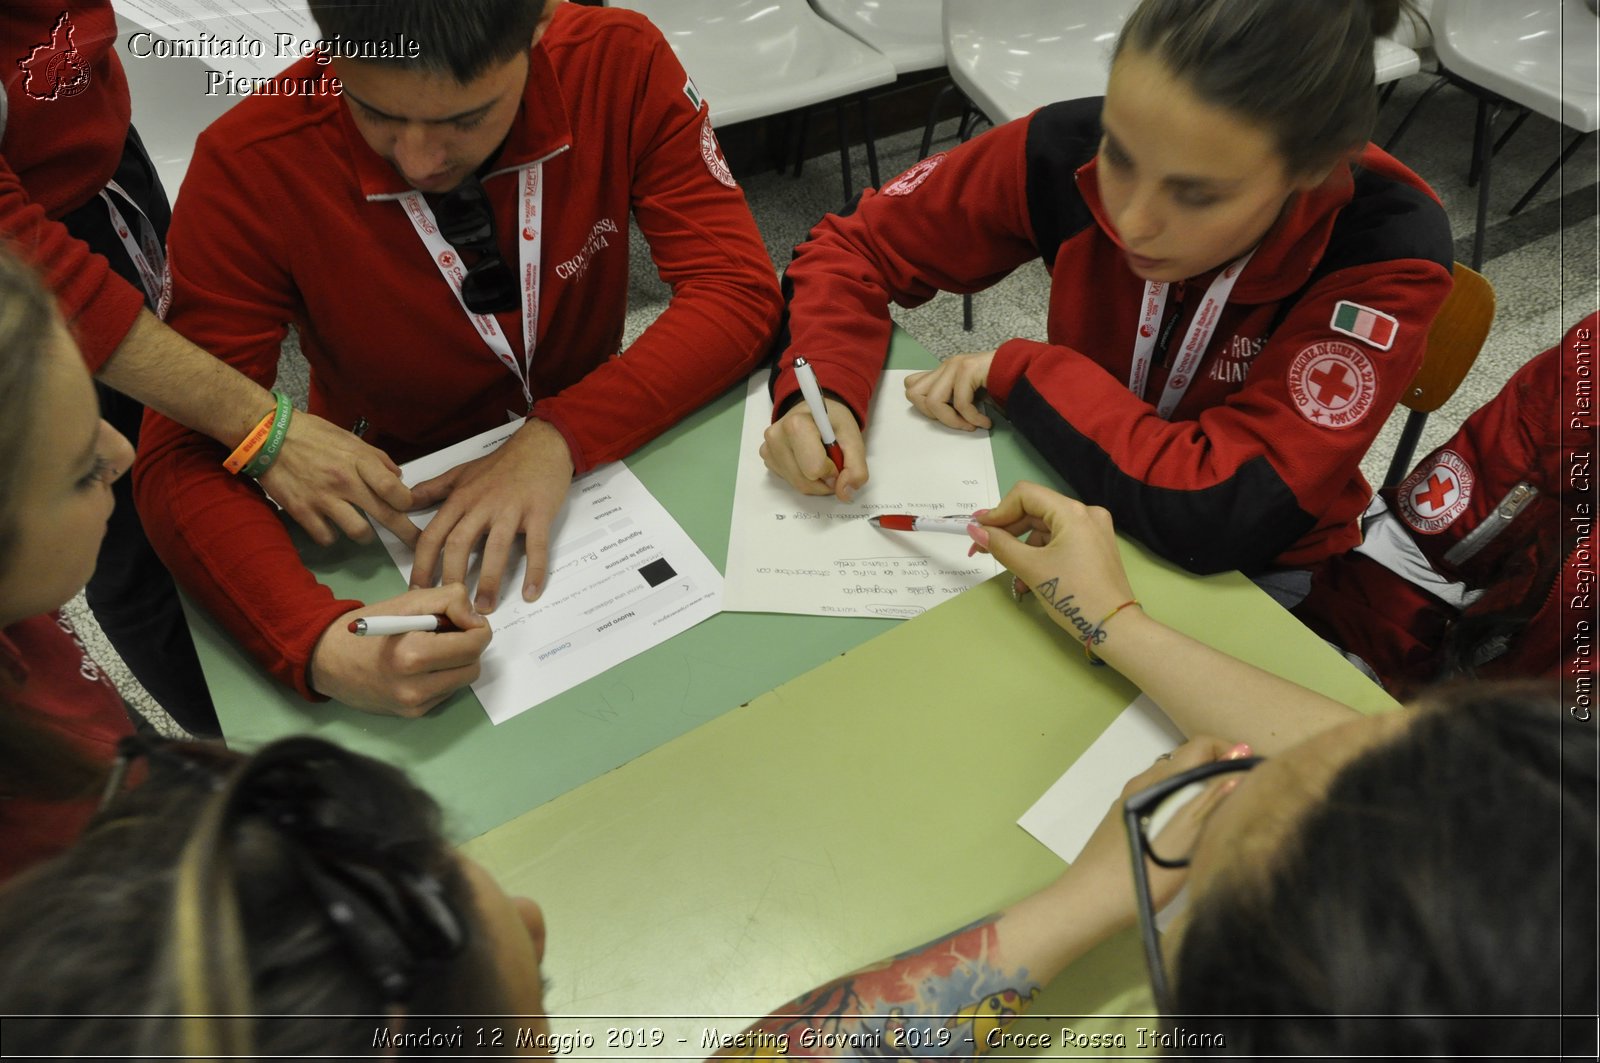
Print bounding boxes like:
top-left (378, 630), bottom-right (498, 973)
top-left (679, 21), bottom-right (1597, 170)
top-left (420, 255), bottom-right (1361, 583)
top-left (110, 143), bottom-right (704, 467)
top-left (463, 556), bottom-right (1394, 1054)
top-left (193, 326), bottom-right (1397, 1051)
top-left (193, 330), bottom-right (1043, 840)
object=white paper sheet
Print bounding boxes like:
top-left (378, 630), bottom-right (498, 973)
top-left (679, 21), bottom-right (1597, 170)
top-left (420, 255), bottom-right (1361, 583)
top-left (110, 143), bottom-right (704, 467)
top-left (114, 0), bottom-right (322, 83)
top-left (1018, 694), bottom-right (1185, 863)
top-left (372, 421), bottom-right (723, 724)
top-left (724, 371), bottom-right (1002, 618)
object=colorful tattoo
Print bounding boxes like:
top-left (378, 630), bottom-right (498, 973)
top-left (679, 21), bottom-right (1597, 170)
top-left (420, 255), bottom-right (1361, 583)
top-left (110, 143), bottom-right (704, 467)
top-left (717, 917), bottom-right (1042, 1059)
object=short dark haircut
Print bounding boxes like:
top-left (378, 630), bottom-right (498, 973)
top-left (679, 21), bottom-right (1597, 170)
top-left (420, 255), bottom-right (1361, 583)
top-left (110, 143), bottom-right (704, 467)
top-left (308, 0), bottom-right (548, 82)
top-left (1115, 0), bottom-right (1412, 175)
top-left (1172, 682), bottom-right (1597, 1056)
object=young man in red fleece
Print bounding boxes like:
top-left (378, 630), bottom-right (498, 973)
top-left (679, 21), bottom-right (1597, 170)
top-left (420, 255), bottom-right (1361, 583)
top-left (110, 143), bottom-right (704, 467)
top-left (134, 0), bottom-right (782, 717)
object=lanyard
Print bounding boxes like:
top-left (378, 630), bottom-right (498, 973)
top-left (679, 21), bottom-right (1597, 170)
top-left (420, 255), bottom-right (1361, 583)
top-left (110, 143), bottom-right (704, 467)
top-left (398, 165), bottom-right (544, 412)
top-left (1128, 248), bottom-right (1255, 420)
top-left (98, 180), bottom-right (165, 308)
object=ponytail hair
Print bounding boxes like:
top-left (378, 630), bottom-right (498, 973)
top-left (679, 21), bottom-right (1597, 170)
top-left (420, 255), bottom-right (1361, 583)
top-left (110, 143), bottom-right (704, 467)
top-left (1115, 0), bottom-right (1414, 176)
top-left (0, 736), bottom-right (515, 1059)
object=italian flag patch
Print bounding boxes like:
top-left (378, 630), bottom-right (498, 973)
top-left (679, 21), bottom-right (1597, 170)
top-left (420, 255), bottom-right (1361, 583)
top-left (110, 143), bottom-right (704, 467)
top-left (1330, 300), bottom-right (1398, 350)
top-left (683, 75), bottom-right (703, 112)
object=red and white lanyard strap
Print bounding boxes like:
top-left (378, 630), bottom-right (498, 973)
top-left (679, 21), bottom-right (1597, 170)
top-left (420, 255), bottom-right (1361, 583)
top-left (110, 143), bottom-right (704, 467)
top-left (1128, 248), bottom-right (1255, 420)
top-left (98, 179), bottom-right (165, 307)
top-left (398, 164), bottom-right (544, 411)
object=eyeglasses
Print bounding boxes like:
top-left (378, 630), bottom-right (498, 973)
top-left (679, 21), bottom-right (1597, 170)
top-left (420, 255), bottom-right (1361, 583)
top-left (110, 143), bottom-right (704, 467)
top-left (1123, 755), bottom-right (1263, 1015)
top-left (100, 735), bottom-right (465, 1004)
top-left (431, 175), bottom-right (519, 315)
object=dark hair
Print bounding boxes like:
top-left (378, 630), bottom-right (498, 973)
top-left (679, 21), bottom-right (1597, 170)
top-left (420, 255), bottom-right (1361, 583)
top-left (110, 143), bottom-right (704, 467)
top-left (1172, 683), bottom-right (1597, 1055)
top-left (1114, 0), bottom-right (1410, 175)
top-left (307, 0), bottom-right (548, 83)
top-left (0, 737), bottom-right (513, 1058)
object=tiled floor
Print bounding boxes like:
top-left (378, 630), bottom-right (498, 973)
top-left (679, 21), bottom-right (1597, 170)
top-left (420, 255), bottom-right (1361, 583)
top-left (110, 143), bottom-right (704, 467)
top-left (75, 70), bottom-right (1599, 735)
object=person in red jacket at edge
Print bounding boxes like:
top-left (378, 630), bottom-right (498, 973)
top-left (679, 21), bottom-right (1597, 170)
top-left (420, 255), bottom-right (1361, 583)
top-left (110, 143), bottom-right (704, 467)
top-left (2, 2), bottom-right (439, 736)
top-left (134, 0), bottom-right (782, 717)
top-left (763, 0), bottom-right (1453, 606)
top-left (1293, 312), bottom-right (1598, 694)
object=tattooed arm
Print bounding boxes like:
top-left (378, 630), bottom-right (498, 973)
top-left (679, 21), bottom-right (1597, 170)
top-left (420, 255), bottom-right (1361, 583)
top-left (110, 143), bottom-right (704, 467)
top-left (971, 481), bottom-right (1357, 757)
top-left (715, 737), bottom-right (1241, 1059)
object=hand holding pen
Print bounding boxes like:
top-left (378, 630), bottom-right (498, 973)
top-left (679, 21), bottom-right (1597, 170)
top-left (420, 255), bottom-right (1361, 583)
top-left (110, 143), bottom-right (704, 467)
top-left (760, 357), bottom-right (869, 502)
top-left (310, 583), bottom-right (492, 719)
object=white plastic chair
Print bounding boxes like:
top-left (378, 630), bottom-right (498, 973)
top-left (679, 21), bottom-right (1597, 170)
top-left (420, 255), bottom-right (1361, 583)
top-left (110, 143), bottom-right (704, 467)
top-left (807, 0), bottom-right (945, 75)
top-left (942, 0), bottom-right (1136, 127)
top-left (943, 0), bottom-right (1420, 129)
top-left (609, 0), bottom-right (896, 202)
top-left (1406, 0), bottom-right (1598, 267)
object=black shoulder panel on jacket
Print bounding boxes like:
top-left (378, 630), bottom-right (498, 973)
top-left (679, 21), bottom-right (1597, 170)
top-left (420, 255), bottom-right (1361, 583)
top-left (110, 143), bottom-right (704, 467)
top-left (1310, 167), bottom-right (1455, 282)
top-left (1023, 98), bottom-right (1104, 268)
top-left (1008, 379), bottom-right (1318, 575)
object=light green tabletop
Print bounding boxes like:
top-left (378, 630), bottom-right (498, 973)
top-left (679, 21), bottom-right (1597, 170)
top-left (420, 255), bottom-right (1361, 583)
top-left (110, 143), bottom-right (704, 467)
top-left (463, 548), bottom-right (1395, 1053)
top-left (190, 330), bottom-right (1073, 841)
top-left (192, 325), bottom-right (1396, 1050)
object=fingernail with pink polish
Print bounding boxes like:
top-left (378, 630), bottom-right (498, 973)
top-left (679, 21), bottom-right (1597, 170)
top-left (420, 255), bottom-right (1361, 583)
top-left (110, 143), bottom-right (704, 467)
top-left (966, 523), bottom-right (990, 548)
top-left (1227, 743), bottom-right (1252, 759)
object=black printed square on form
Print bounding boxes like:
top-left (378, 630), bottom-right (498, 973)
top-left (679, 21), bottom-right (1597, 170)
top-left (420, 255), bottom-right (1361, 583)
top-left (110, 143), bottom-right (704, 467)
top-left (638, 558), bottom-right (677, 587)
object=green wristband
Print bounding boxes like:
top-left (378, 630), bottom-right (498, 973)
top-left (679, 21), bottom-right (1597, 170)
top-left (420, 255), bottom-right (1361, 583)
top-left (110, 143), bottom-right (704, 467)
top-left (241, 390), bottom-right (293, 479)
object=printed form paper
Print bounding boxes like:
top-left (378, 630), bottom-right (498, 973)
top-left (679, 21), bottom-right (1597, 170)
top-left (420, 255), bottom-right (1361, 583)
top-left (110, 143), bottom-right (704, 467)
top-left (372, 421), bottom-right (722, 725)
top-left (1018, 694), bottom-right (1184, 862)
top-left (725, 370), bottom-right (1002, 619)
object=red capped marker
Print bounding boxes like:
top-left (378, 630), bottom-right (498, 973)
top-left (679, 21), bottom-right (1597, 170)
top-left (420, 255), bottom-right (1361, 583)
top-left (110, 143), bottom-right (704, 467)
top-left (868, 514), bottom-right (976, 534)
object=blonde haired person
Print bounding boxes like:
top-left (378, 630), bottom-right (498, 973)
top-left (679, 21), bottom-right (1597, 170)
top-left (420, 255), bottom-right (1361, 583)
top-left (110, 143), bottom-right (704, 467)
top-left (0, 250), bottom-right (137, 878)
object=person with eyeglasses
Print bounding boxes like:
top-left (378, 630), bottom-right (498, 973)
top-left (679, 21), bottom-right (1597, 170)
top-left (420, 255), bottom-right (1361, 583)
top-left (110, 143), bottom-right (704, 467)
top-left (0, 683), bottom-right (1588, 1057)
top-left (132, 0), bottom-right (782, 716)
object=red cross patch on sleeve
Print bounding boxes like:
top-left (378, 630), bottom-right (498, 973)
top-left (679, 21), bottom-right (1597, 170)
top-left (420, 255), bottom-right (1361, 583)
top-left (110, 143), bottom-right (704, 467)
top-left (1398, 449), bottom-right (1475, 532)
top-left (1287, 340), bottom-right (1377, 429)
top-left (881, 154), bottom-right (945, 196)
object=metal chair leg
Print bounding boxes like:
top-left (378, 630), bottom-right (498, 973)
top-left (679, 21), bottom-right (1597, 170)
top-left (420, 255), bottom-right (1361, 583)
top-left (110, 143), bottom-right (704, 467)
top-left (835, 99), bottom-right (853, 205)
top-left (1492, 107), bottom-right (1531, 155)
top-left (791, 109), bottom-right (810, 178)
top-left (1511, 130), bottom-right (1591, 215)
top-left (920, 83), bottom-right (959, 160)
top-left (962, 292), bottom-right (974, 331)
top-left (858, 92), bottom-right (880, 189)
top-left (1471, 98), bottom-right (1493, 270)
top-left (1467, 100), bottom-right (1512, 188)
top-left (1382, 74), bottom-right (1448, 152)
top-left (1383, 409), bottom-right (1430, 490)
